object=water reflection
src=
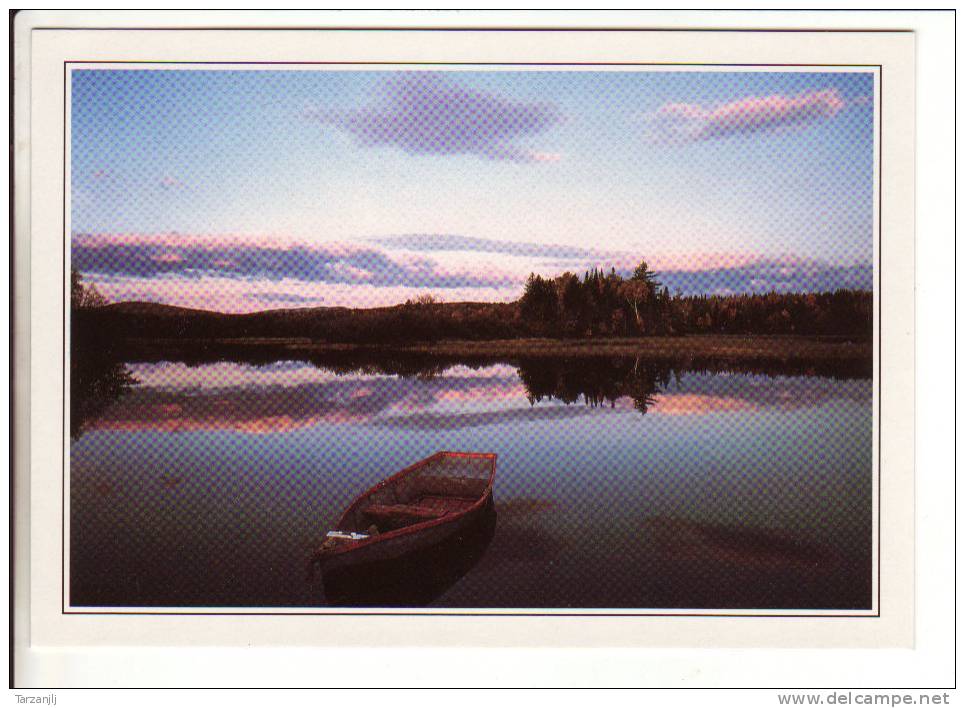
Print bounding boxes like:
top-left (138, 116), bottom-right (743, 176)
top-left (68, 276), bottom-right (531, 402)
top-left (69, 346), bottom-right (873, 609)
top-left (519, 357), bottom-right (668, 413)
top-left (75, 361), bottom-right (526, 434)
top-left (646, 516), bottom-right (837, 569)
top-left (319, 500), bottom-right (497, 607)
top-left (70, 353), bottom-right (870, 436)
top-left (109, 338), bottom-right (873, 381)
top-left (70, 350), bottom-right (138, 439)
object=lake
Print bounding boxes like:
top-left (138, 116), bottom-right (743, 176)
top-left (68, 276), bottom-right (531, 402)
top-left (69, 350), bottom-right (873, 610)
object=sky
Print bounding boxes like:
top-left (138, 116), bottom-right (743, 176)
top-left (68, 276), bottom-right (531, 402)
top-left (70, 68), bottom-right (875, 312)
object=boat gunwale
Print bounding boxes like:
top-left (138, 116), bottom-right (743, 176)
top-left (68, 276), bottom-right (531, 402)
top-left (321, 451), bottom-right (497, 559)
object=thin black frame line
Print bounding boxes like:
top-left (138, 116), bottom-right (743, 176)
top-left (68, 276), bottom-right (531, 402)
top-left (7, 8), bottom-right (16, 689)
top-left (37, 27), bottom-right (918, 34)
top-left (61, 60), bottom-right (67, 618)
top-left (61, 60), bottom-right (883, 619)
top-left (953, 10), bottom-right (958, 690)
top-left (877, 64), bottom-right (883, 621)
top-left (64, 60), bottom-right (883, 67)
top-left (63, 611), bottom-right (879, 618)
top-left (24, 685), bottom-right (959, 692)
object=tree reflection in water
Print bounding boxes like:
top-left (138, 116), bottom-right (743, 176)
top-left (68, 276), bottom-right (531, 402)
top-left (69, 339), bottom-right (872, 438)
top-left (68, 342), bottom-right (871, 608)
top-left (517, 357), bottom-right (677, 415)
top-left (70, 350), bottom-right (138, 440)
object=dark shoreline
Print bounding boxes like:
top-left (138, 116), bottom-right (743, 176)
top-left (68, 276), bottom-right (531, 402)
top-left (84, 334), bottom-right (873, 382)
top-left (114, 333), bottom-right (872, 361)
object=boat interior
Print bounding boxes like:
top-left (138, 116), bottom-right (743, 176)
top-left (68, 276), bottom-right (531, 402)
top-left (344, 454), bottom-right (494, 534)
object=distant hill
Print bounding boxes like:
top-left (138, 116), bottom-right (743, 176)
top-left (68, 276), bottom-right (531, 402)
top-left (73, 287), bottom-right (873, 350)
top-left (102, 301), bottom-right (231, 317)
top-left (75, 299), bottom-right (522, 345)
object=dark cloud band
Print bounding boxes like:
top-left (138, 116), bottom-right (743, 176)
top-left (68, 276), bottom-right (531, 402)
top-left (308, 72), bottom-right (563, 162)
top-left (71, 235), bottom-right (517, 290)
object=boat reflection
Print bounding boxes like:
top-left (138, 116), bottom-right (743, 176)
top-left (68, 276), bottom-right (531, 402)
top-left (320, 499), bottom-right (497, 607)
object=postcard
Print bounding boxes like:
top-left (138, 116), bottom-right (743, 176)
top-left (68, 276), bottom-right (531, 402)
top-left (12, 14), bottom-right (921, 685)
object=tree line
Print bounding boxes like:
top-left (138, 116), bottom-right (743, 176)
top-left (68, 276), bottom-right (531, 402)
top-left (519, 261), bottom-right (872, 338)
top-left (71, 268), bottom-right (108, 310)
top-left (71, 262), bottom-right (872, 343)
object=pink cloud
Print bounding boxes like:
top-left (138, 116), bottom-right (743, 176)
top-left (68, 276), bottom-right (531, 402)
top-left (72, 232), bottom-right (518, 294)
top-left (72, 232), bottom-right (867, 312)
top-left (649, 88), bottom-right (848, 143)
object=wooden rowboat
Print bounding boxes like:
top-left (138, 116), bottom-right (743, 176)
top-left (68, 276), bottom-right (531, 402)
top-left (322, 498), bottom-right (497, 607)
top-left (312, 451), bottom-right (497, 572)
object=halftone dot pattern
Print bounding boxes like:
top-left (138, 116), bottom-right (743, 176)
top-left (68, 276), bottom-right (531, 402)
top-left (69, 68), bottom-right (874, 608)
top-left (310, 72), bottom-right (563, 162)
top-left (71, 69), bottom-right (873, 311)
top-left (70, 360), bottom-right (872, 609)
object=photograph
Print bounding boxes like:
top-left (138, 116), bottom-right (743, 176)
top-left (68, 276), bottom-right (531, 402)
top-left (66, 65), bottom-right (878, 612)
top-left (17, 5), bottom-right (958, 693)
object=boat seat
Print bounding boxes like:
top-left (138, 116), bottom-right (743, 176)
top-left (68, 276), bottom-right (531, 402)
top-left (414, 475), bottom-right (489, 498)
top-left (362, 503), bottom-right (446, 526)
top-left (417, 495), bottom-right (476, 515)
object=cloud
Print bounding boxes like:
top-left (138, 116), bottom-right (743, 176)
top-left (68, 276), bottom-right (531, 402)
top-left (372, 233), bottom-right (616, 261)
top-left (72, 234), bottom-right (872, 311)
top-left (376, 235), bottom-right (872, 297)
top-left (371, 235), bottom-right (870, 296)
top-left (71, 233), bottom-right (517, 291)
top-left (307, 72), bottom-right (563, 162)
top-left (647, 88), bottom-right (847, 144)
top-left (657, 257), bottom-right (872, 295)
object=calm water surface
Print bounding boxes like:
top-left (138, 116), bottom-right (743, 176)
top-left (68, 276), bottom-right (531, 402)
top-left (70, 353), bottom-right (872, 609)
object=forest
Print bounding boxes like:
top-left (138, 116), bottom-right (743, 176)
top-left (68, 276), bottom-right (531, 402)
top-left (70, 259), bottom-right (873, 346)
top-left (517, 261), bottom-right (872, 338)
